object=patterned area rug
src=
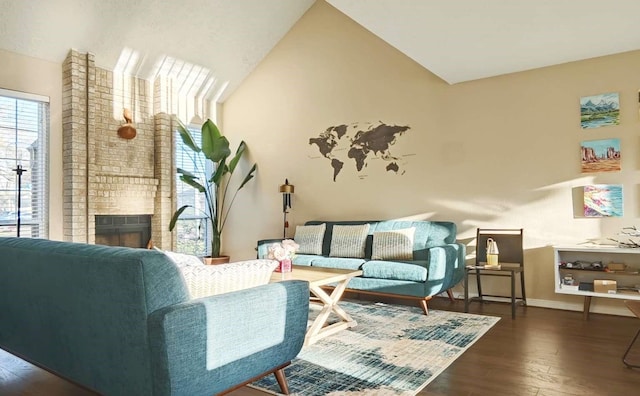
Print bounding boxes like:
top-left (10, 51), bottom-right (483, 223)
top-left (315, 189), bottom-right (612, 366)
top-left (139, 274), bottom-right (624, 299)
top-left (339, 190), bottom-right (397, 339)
top-left (251, 300), bottom-right (500, 396)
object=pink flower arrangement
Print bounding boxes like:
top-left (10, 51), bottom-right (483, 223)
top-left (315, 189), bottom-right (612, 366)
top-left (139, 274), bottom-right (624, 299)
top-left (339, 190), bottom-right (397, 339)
top-left (267, 239), bottom-right (299, 261)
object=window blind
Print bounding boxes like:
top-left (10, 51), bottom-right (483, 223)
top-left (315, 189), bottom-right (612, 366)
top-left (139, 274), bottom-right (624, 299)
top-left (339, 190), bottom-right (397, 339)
top-left (174, 125), bottom-right (209, 255)
top-left (0, 88), bottom-right (49, 238)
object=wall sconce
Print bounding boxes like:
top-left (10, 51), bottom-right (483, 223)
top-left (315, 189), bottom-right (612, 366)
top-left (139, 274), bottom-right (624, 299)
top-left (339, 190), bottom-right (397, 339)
top-left (117, 108), bottom-right (137, 139)
top-left (279, 179), bottom-right (294, 238)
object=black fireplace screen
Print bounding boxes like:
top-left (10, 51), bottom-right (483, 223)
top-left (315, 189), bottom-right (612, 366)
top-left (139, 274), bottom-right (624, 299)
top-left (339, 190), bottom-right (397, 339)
top-left (95, 215), bottom-right (151, 248)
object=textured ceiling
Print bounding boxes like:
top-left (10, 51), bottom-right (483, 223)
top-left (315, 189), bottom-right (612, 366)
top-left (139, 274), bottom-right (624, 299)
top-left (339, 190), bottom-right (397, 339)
top-left (1, 0), bottom-right (640, 102)
top-left (328, 0), bottom-right (640, 84)
top-left (0, 0), bottom-right (315, 101)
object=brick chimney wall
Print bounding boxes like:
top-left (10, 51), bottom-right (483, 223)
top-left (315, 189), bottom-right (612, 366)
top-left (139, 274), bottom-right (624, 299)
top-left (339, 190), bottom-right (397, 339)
top-left (62, 49), bottom-right (174, 247)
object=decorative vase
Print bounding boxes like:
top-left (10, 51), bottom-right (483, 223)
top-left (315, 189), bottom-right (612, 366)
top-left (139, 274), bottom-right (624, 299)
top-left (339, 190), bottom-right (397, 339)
top-left (275, 259), bottom-right (292, 273)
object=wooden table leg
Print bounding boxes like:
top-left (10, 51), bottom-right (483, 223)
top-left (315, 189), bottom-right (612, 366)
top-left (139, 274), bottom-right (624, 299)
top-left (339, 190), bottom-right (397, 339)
top-left (583, 296), bottom-right (592, 320)
top-left (511, 270), bottom-right (516, 319)
top-left (464, 268), bottom-right (470, 313)
top-left (305, 278), bottom-right (357, 345)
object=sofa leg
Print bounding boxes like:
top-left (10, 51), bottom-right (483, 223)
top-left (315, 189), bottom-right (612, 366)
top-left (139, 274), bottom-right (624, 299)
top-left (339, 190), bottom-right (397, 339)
top-left (216, 363), bottom-right (290, 395)
top-left (274, 367), bottom-right (290, 395)
top-left (419, 299), bottom-right (429, 315)
top-left (446, 289), bottom-right (455, 302)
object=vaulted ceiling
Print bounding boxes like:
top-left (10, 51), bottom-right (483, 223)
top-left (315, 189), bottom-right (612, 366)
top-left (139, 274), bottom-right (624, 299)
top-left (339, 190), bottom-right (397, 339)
top-left (1, 0), bottom-right (640, 102)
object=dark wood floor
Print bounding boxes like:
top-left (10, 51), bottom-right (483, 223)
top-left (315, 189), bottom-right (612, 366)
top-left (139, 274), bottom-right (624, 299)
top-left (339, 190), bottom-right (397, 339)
top-left (2, 297), bottom-right (640, 396)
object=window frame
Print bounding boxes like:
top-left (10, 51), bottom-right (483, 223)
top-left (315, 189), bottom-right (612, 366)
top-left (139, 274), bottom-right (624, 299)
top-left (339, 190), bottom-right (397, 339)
top-left (0, 88), bottom-right (49, 239)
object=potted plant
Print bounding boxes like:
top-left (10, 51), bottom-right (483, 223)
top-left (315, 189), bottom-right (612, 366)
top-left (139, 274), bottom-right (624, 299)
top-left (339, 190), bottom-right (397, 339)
top-left (169, 118), bottom-right (257, 263)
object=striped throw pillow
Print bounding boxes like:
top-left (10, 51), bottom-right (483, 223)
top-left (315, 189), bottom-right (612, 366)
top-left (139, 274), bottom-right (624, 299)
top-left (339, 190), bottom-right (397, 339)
top-left (371, 227), bottom-right (415, 260)
top-left (329, 224), bottom-right (370, 258)
top-left (294, 223), bottom-right (326, 255)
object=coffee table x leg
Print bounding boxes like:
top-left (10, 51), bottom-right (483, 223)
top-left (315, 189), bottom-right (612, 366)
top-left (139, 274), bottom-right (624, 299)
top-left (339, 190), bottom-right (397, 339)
top-left (305, 278), bottom-right (357, 346)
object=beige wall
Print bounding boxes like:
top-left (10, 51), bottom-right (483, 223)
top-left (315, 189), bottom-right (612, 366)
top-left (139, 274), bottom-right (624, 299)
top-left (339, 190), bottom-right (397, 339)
top-left (223, 1), bottom-right (640, 315)
top-left (0, 49), bottom-right (63, 240)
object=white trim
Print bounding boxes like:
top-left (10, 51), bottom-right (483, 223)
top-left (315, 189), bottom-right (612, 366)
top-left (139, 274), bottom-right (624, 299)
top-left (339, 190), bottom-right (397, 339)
top-left (0, 88), bottom-right (50, 103)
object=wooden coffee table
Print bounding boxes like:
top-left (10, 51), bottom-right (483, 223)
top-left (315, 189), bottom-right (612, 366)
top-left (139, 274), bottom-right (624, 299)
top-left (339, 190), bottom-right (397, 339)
top-left (271, 265), bottom-right (363, 345)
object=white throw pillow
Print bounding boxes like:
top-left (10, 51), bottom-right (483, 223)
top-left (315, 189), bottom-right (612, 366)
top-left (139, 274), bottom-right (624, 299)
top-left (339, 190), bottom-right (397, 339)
top-left (163, 250), bottom-right (204, 267)
top-left (371, 227), bottom-right (415, 260)
top-left (178, 259), bottom-right (278, 299)
top-left (294, 223), bottom-right (326, 255)
top-left (329, 224), bottom-right (370, 258)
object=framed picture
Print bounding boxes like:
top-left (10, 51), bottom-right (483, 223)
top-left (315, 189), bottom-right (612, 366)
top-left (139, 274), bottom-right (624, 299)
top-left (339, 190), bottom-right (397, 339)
top-left (581, 138), bottom-right (621, 173)
top-left (580, 92), bottom-right (619, 129)
top-left (583, 184), bottom-right (623, 217)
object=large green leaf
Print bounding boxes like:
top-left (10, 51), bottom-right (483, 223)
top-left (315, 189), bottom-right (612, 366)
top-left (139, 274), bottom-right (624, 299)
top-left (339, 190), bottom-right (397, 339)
top-left (176, 118), bottom-right (200, 153)
top-left (237, 163), bottom-right (257, 190)
top-left (177, 167), bottom-right (197, 178)
top-left (180, 174), bottom-right (206, 193)
top-left (201, 119), bottom-right (230, 162)
top-left (211, 161), bottom-right (229, 185)
top-left (228, 141), bottom-right (247, 173)
top-left (169, 205), bottom-right (191, 231)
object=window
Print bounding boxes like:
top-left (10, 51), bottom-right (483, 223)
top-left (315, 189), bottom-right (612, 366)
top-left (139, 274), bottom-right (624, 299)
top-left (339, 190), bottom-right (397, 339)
top-left (0, 89), bottom-right (49, 238)
top-left (174, 125), bottom-right (210, 255)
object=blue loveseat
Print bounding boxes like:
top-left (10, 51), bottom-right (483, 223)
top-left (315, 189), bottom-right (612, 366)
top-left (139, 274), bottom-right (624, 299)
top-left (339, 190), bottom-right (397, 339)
top-left (0, 237), bottom-right (309, 396)
top-left (259, 220), bottom-right (465, 314)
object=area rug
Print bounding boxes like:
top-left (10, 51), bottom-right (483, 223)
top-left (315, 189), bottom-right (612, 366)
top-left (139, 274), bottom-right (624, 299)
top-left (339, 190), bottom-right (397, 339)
top-left (250, 300), bottom-right (500, 396)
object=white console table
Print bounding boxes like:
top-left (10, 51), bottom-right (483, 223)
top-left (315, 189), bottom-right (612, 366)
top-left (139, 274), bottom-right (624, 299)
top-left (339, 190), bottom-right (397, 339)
top-left (554, 246), bottom-right (640, 319)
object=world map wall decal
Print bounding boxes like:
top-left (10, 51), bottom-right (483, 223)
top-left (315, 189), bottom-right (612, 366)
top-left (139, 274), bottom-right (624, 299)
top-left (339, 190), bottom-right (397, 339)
top-left (309, 121), bottom-right (414, 181)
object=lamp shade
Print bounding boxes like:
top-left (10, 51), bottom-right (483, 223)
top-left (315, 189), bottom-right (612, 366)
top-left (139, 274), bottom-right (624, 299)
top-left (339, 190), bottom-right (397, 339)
top-left (279, 179), bottom-right (294, 194)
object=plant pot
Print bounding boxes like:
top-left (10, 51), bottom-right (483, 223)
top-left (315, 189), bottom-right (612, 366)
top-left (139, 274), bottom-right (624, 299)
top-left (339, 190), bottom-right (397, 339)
top-left (203, 256), bottom-right (230, 265)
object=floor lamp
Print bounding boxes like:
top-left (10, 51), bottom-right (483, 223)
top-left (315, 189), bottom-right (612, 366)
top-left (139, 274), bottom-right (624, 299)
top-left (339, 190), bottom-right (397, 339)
top-left (280, 179), bottom-right (294, 238)
top-left (12, 164), bottom-right (27, 237)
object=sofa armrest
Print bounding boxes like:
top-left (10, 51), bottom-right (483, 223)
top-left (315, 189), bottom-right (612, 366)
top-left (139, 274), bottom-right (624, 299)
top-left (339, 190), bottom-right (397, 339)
top-left (425, 243), bottom-right (466, 294)
top-left (148, 280), bottom-right (309, 396)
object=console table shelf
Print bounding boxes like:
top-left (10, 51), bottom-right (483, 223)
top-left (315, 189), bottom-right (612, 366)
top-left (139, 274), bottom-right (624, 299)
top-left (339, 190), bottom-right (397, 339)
top-left (554, 246), bottom-right (640, 319)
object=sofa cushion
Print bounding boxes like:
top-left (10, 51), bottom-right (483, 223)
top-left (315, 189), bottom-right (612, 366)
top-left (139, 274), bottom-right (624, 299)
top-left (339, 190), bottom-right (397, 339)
top-left (294, 224), bottom-right (326, 255)
top-left (362, 260), bottom-right (429, 282)
top-left (178, 259), bottom-right (278, 298)
top-left (309, 256), bottom-right (365, 271)
top-left (292, 254), bottom-right (316, 266)
top-left (371, 227), bottom-right (415, 260)
top-left (329, 224), bottom-right (370, 258)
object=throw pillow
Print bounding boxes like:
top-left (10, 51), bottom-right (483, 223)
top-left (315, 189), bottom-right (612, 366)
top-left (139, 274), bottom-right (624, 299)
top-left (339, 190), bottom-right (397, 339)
top-left (294, 223), bottom-right (326, 255)
top-left (371, 227), bottom-right (416, 260)
top-left (329, 224), bottom-right (370, 258)
top-left (163, 250), bottom-right (204, 267)
top-left (178, 259), bottom-right (278, 299)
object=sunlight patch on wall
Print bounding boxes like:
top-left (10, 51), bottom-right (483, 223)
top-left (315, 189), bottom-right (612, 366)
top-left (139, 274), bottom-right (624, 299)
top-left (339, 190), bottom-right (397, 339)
top-left (151, 55), bottom-right (228, 124)
top-left (111, 47), bottom-right (146, 122)
top-left (109, 47), bottom-right (230, 124)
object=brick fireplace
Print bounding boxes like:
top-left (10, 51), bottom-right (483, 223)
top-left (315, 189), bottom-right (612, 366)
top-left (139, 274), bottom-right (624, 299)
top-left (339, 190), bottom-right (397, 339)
top-left (61, 50), bottom-right (208, 249)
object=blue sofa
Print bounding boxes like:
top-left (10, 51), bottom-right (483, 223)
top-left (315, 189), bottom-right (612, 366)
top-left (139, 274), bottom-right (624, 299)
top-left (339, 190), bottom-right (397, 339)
top-left (258, 220), bottom-right (465, 314)
top-left (0, 237), bottom-right (309, 396)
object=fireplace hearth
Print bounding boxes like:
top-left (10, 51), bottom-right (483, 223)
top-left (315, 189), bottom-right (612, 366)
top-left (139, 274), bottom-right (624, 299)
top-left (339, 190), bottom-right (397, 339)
top-left (95, 215), bottom-right (151, 248)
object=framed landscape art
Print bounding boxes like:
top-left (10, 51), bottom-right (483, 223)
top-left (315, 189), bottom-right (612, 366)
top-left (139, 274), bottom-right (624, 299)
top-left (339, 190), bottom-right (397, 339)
top-left (580, 92), bottom-right (619, 129)
top-left (581, 138), bottom-right (621, 173)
